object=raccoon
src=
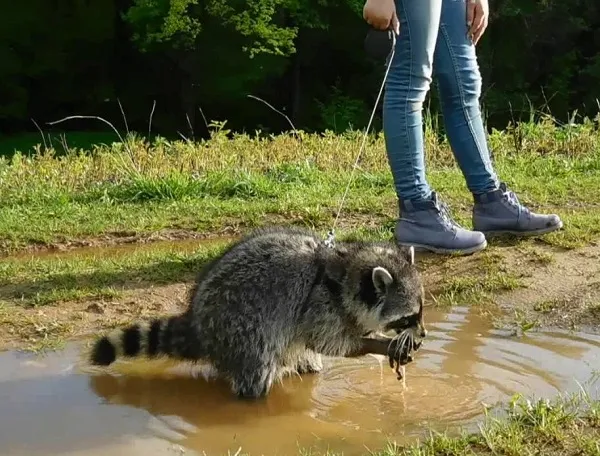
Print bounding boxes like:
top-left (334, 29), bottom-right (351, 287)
top-left (89, 226), bottom-right (427, 399)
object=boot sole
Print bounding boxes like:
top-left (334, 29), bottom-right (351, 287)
top-left (397, 239), bottom-right (488, 256)
top-left (478, 220), bottom-right (564, 238)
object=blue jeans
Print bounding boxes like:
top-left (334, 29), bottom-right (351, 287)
top-left (383, 0), bottom-right (499, 204)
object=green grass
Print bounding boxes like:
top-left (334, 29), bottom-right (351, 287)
top-left (433, 271), bottom-right (525, 307)
top-left (1, 115), bottom-right (600, 255)
top-left (269, 392), bottom-right (600, 455)
top-left (1, 114), bottom-right (599, 307)
top-left (386, 391), bottom-right (600, 456)
top-left (0, 240), bottom-right (229, 307)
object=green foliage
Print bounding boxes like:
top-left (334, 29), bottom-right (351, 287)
top-left (316, 83), bottom-right (369, 132)
top-left (1, 0), bottom-right (600, 135)
top-left (122, 0), bottom-right (366, 57)
top-left (123, 0), bottom-right (202, 51)
top-left (481, 0), bottom-right (600, 124)
top-left (206, 0), bottom-right (298, 57)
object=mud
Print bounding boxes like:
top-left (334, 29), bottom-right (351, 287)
top-left (0, 226), bottom-right (241, 258)
top-left (2, 239), bottom-right (600, 352)
top-left (4, 234), bottom-right (233, 262)
top-left (0, 214), bottom-right (387, 257)
top-left (1, 306), bottom-right (599, 456)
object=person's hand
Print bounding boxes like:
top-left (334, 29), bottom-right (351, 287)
top-left (466, 0), bottom-right (489, 45)
top-left (363, 0), bottom-right (400, 36)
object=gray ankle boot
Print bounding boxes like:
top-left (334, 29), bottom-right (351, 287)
top-left (472, 182), bottom-right (563, 236)
top-left (395, 192), bottom-right (487, 255)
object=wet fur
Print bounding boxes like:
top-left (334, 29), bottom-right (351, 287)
top-left (89, 226), bottom-right (427, 399)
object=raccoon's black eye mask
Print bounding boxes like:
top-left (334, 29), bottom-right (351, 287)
top-left (384, 313), bottom-right (421, 333)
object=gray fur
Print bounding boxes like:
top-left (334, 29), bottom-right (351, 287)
top-left (89, 226), bottom-right (427, 399)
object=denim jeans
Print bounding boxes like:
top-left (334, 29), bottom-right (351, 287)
top-left (382, 0), bottom-right (499, 204)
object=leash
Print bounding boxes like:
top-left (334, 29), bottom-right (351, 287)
top-left (323, 27), bottom-right (398, 249)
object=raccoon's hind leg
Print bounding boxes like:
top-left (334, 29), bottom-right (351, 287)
top-left (295, 348), bottom-right (323, 374)
top-left (228, 355), bottom-right (278, 400)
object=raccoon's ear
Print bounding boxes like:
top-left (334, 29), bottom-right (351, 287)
top-left (372, 266), bottom-right (393, 292)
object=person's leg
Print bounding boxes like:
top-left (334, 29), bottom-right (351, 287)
top-left (383, 0), bottom-right (487, 254)
top-left (433, 0), bottom-right (563, 236)
top-left (383, 0), bottom-right (440, 204)
top-left (433, 0), bottom-right (498, 194)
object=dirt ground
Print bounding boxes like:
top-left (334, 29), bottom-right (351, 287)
top-left (425, 242), bottom-right (600, 333)
top-left (492, 244), bottom-right (600, 333)
top-left (1, 241), bottom-right (599, 353)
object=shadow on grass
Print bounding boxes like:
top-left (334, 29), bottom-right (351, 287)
top-left (0, 254), bottom-right (212, 306)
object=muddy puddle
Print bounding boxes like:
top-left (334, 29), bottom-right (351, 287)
top-left (5, 235), bottom-right (233, 262)
top-left (1, 306), bottom-right (599, 456)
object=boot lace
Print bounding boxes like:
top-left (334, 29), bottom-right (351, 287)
top-left (501, 186), bottom-right (531, 216)
top-left (438, 201), bottom-right (462, 231)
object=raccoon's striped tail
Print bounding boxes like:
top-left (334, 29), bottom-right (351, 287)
top-left (89, 313), bottom-right (193, 366)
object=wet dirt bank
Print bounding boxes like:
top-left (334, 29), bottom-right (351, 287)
top-left (2, 237), bottom-right (600, 352)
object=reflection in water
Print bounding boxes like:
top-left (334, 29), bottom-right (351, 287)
top-left (1, 306), bottom-right (599, 456)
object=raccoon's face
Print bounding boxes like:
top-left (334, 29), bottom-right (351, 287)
top-left (374, 268), bottom-right (426, 335)
top-left (363, 246), bottom-right (427, 338)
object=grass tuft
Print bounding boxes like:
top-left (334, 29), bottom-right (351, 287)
top-left (433, 271), bottom-right (524, 308)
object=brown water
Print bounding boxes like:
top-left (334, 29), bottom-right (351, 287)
top-left (1, 306), bottom-right (599, 456)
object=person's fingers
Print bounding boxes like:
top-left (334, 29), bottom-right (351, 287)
top-left (469, 3), bottom-right (487, 44)
top-left (473, 9), bottom-right (485, 32)
top-left (391, 10), bottom-right (400, 35)
top-left (365, 16), bottom-right (387, 30)
top-left (469, 5), bottom-right (485, 40)
top-left (472, 17), bottom-right (488, 45)
top-left (363, 5), bottom-right (373, 23)
top-left (363, 1), bottom-right (397, 31)
top-left (375, 17), bottom-right (391, 30)
top-left (466, 0), bottom-right (476, 29)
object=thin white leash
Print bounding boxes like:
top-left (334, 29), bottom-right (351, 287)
top-left (323, 30), bottom-right (397, 249)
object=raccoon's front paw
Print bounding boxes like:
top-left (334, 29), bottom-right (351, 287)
top-left (387, 337), bottom-right (420, 380)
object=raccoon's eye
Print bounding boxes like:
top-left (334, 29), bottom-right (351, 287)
top-left (385, 316), bottom-right (410, 333)
top-left (385, 312), bottom-right (419, 333)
